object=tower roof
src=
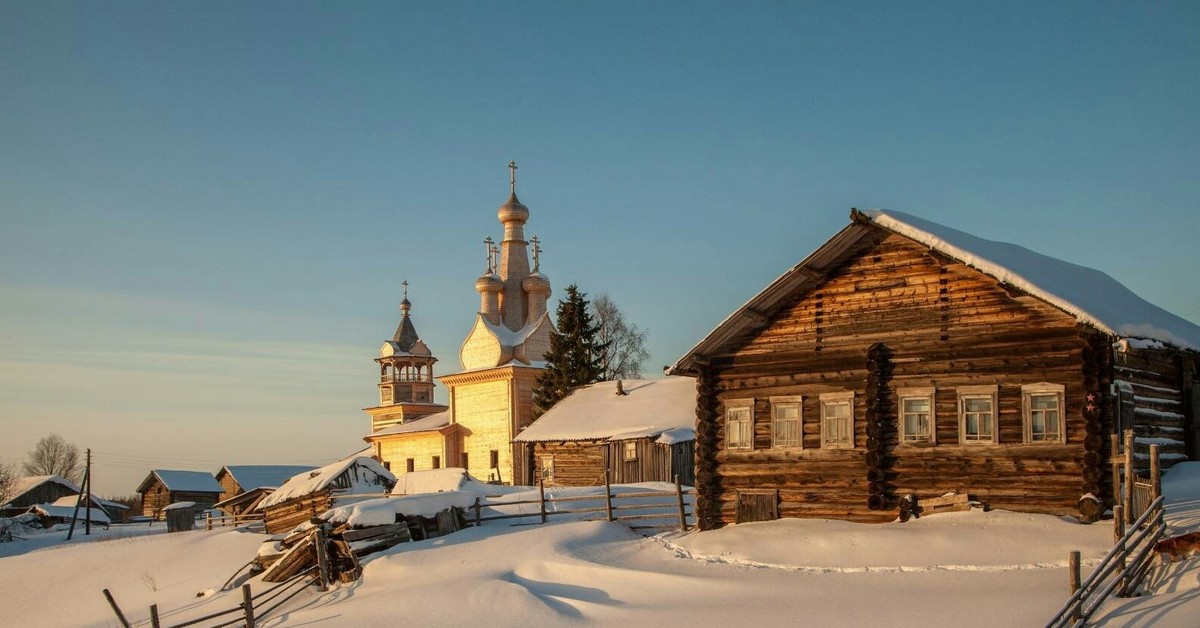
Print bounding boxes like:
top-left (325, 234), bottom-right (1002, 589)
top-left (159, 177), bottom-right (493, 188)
top-left (385, 283), bottom-right (431, 357)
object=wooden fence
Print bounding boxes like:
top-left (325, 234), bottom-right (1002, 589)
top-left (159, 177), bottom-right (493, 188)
top-left (1046, 441), bottom-right (1168, 627)
top-left (205, 512), bottom-right (265, 531)
top-left (471, 475), bottom-right (694, 532)
top-left (103, 566), bottom-right (317, 628)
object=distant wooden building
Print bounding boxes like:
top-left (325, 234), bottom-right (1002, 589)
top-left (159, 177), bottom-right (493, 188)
top-left (669, 209), bottom-right (1200, 528)
top-left (213, 465), bottom-right (317, 514)
top-left (136, 470), bottom-right (223, 518)
top-left (514, 378), bottom-right (696, 487)
top-left (259, 455), bottom-right (395, 534)
top-left (0, 475), bottom-right (80, 517)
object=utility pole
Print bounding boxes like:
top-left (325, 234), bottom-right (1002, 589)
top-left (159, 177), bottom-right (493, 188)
top-left (84, 448), bottom-right (92, 536)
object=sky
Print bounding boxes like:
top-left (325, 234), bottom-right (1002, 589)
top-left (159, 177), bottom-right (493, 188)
top-left (2, 1), bottom-right (1197, 495)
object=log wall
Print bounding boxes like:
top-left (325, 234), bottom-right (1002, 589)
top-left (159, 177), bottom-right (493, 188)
top-left (1114, 346), bottom-right (1194, 468)
top-left (708, 233), bottom-right (1094, 524)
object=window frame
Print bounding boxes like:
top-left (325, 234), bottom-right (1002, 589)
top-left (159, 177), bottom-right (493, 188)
top-left (406, 458), bottom-right (415, 473)
top-left (897, 387), bottom-right (936, 445)
top-left (432, 455), bottom-right (441, 469)
top-left (541, 455), bottom-right (554, 481)
top-left (957, 385), bottom-right (999, 445)
top-left (819, 391), bottom-right (855, 449)
top-left (1022, 383), bottom-right (1066, 444)
top-left (490, 449), bottom-right (500, 469)
top-left (769, 395), bottom-right (803, 449)
top-left (724, 398), bottom-right (755, 452)
top-left (623, 441), bottom-right (638, 461)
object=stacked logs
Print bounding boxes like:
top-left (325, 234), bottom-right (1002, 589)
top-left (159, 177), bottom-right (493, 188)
top-left (256, 506), bottom-right (467, 584)
top-left (1078, 332), bottom-right (1113, 523)
top-left (865, 343), bottom-right (896, 511)
top-left (694, 366), bottom-right (722, 531)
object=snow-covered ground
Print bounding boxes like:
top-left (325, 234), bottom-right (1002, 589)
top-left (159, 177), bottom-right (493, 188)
top-left (4, 471), bottom-right (1200, 627)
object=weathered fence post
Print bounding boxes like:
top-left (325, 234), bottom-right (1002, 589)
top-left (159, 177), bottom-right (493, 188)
top-left (603, 470), bottom-right (614, 522)
top-left (149, 604), bottom-right (161, 628)
top-left (242, 583), bottom-right (256, 628)
top-left (1113, 505), bottom-right (1125, 544)
top-left (675, 475), bottom-right (687, 531)
top-left (314, 528), bottom-right (330, 592)
top-left (206, 512), bottom-right (213, 531)
top-left (1117, 521), bottom-right (1128, 596)
top-left (538, 477), bottom-right (547, 524)
top-left (474, 496), bottom-right (482, 527)
top-left (1150, 444), bottom-right (1161, 500)
top-left (102, 589), bottom-right (131, 628)
top-left (1069, 551), bottom-right (1081, 625)
top-left (1123, 429), bottom-right (1135, 526)
top-left (1110, 432), bottom-right (1121, 517)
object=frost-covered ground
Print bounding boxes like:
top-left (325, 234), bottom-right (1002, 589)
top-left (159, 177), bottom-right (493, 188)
top-left (3, 470), bottom-right (1200, 627)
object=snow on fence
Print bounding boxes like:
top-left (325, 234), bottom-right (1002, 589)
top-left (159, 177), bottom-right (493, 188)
top-left (103, 566), bottom-right (317, 628)
top-left (469, 475), bottom-right (695, 532)
top-left (1047, 442), bottom-right (1168, 627)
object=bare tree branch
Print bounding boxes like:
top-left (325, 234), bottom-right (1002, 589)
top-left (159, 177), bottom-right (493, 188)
top-left (592, 293), bottom-right (650, 381)
top-left (22, 434), bottom-right (82, 483)
top-left (0, 461), bottom-right (17, 506)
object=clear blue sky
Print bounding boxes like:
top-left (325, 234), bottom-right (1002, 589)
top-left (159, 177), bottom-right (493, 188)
top-left (2, 1), bottom-right (1197, 494)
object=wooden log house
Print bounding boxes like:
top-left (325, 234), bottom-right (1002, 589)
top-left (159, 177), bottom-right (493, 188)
top-left (259, 455), bottom-right (396, 534)
top-left (0, 475), bottom-right (81, 517)
top-left (136, 470), bottom-right (223, 518)
top-left (213, 465), bottom-right (317, 515)
top-left (669, 209), bottom-right (1200, 528)
top-left (513, 378), bottom-right (697, 487)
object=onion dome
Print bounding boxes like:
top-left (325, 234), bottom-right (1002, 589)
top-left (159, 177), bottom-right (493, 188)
top-left (497, 191), bottom-right (529, 225)
top-left (476, 272), bottom-right (503, 294)
top-left (522, 271), bottom-right (550, 294)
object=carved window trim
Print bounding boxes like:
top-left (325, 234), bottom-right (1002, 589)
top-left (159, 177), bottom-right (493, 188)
top-left (898, 387), bottom-right (936, 445)
top-left (958, 385), bottom-right (998, 445)
top-left (1023, 383), bottom-right (1066, 444)
top-left (725, 398), bottom-right (755, 451)
top-left (769, 395), bottom-right (803, 449)
top-left (820, 391), bottom-right (855, 449)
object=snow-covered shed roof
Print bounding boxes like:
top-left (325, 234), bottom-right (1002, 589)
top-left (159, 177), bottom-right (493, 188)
top-left (671, 209), bottom-right (1200, 373)
top-left (259, 456), bottom-right (395, 509)
top-left (366, 411), bottom-right (452, 438)
top-left (390, 467), bottom-right (500, 496)
top-left (217, 465), bottom-right (319, 492)
top-left (2, 475), bottom-right (79, 507)
top-left (31, 501), bottom-right (110, 524)
top-left (513, 378), bottom-right (696, 444)
top-left (136, 470), bottom-right (223, 494)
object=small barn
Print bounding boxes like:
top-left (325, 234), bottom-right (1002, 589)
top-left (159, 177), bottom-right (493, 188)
top-left (213, 465), bottom-right (317, 515)
top-left (28, 496), bottom-right (112, 528)
top-left (669, 209), bottom-right (1200, 528)
top-left (259, 455), bottom-right (396, 534)
top-left (513, 378), bottom-right (696, 487)
top-left (136, 470), bottom-right (223, 518)
top-left (1, 475), bottom-right (80, 517)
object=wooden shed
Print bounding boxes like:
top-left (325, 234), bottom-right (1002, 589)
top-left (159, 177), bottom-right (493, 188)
top-left (259, 455), bottom-right (396, 534)
top-left (0, 475), bottom-right (80, 517)
top-left (213, 465), bottom-right (317, 514)
top-left (669, 209), bottom-right (1200, 529)
top-left (136, 470), bottom-right (223, 518)
top-left (513, 378), bottom-right (696, 487)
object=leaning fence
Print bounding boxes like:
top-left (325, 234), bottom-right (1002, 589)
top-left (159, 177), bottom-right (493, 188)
top-left (469, 474), bottom-right (695, 532)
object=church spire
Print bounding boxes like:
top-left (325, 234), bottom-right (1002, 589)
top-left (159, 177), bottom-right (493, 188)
top-left (496, 161), bottom-right (532, 331)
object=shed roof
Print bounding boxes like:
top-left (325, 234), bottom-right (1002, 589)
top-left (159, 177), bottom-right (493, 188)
top-left (137, 470), bottom-right (223, 494)
top-left (2, 475), bottom-right (79, 507)
top-left (513, 378), bottom-right (696, 444)
top-left (670, 209), bottom-right (1200, 373)
top-left (259, 456), bottom-right (395, 509)
top-left (365, 411), bottom-right (452, 439)
top-left (217, 465), bottom-right (319, 492)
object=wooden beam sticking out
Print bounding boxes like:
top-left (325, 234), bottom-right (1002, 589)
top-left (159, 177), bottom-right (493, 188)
top-left (740, 308), bottom-right (769, 327)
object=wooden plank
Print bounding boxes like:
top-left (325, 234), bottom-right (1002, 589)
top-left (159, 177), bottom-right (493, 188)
top-left (340, 523), bottom-right (409, 543)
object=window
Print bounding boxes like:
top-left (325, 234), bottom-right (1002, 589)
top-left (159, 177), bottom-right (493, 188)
top-left (1023, 383), bottom-right (1065, 443)
top-left (432, 455), bottom-right (441, 469)
top-left (541, 456), bottom-right (554, 481)
top-left (898, 388), bottom-right (936, 444)
top-left (820, 392), bottom-right (855, 448)
top-left (725, 399), bottom-right (754, 451)
top-left (490, 450), bottom-right (500, 469)
top-left (461, 452), bottom-right (469, 469)
top-left (383, 461), bottom-right (391, 471)
top-left (406, 458), bottom-right (415, 473)
top-left (958, 386), bottom-right (998, 444)
top-left (770, 396), bottom-right (802, 448)
top-left (623, 441), bottom-right (638, 461)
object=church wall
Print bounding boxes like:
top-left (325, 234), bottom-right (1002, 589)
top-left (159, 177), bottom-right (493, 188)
top-left (377, 432), bottom-right (446, 475)
top-left (454, 378), bottom-right (516, 483)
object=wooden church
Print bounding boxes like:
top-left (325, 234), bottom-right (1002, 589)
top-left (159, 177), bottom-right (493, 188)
top-left (669, 209), bottom-right (1200, 529)
top-left (364, 162), bottom-right (554, 486)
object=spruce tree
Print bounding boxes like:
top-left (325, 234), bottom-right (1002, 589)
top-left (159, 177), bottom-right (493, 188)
top-left (532, 284), bottom-right (608, 417)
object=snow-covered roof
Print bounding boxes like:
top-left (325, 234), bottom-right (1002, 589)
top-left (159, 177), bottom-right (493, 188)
top-left (30, 502), bottom-right (110, 524)
top-left (391, 467), bottom-right (497, 496)
top-left (2, 475), bottom-right (79, 506)
top-left (259, 456), bottom-right (395, 509)
top-left (865, 210), bottom-right (1200, 349)
top-left (162, 501), bottom-right (196, 511)
top-left (513, 378), bottom-right (696, 444)
top-left (137, 470), bottom-right (223, 494)
top-left (367, 411), bottom-right (451, 438)
top-left (671, 209), bottom-right (1200, 374)
top-left (218, 465), bottom-right (319, 492)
